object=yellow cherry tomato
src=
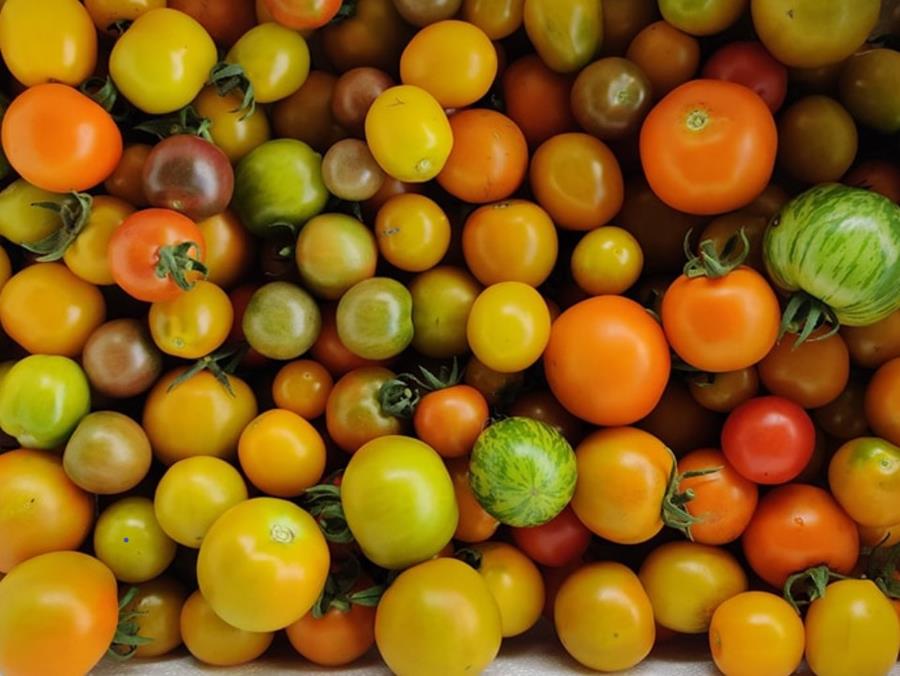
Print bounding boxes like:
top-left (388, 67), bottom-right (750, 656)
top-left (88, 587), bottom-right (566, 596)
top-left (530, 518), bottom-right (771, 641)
top-left (365, 85), bottom-right (453, 183)
top-left (64, 196), bottom-right (135, 286)
top-left (571, 225), bottom-right (644, 295)
top-left (473, 542), bottom-right (544, 637)
top-left (238, 409), bottom-right (326, 498)
top-left (181, 591), bottom-right (274, 667)
top-left (84, 0), bottom-right (165, 35)
top-left (197, 210), bottom-right (255, 288)
top-left (375, 194), bottom-right (451, 272)
top-left (0, 262), bottom-right (105, 357)
top-left (0, 247), bottom-right (10, 291)
top-left (194, 87), bottom-right (272, 164)
top-left (110, 8), bottom-right (217, 114)
top-left (154, 456), bottom-right (248, 548)
top-left (467, 281), bottom-right (551, 373)
top-left (463, 0), bottom-right (525, 40)
top-left (0, 181), bottom-right (67, 246)
top-left (123, 577), bottom-right (188, 658)
top-left (149, 281), bottom-right (233, 359)
top-left (410, 266), bottom-right (482, 359)
top-left (224, 22), bottom-right (310, 104)
top-left (272, 359), bottom-right (333, 419)
top-left (400, 20), bottom-right (498, 109)
top-left (0, 0), bottom-right (96, 86)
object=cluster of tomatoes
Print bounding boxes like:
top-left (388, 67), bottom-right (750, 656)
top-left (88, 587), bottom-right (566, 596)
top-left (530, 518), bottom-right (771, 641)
top-left (0, 0), bottom-right (899, 675)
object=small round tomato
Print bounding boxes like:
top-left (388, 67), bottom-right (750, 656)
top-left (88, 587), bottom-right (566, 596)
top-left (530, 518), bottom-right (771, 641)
top-left (85, 0), bottom-right (165, 34)
top-left (169, 0), bottom-right (257, 46)
top-left (286, 597), bottom-right (376, 667)
top-left (143, 368), bottom-right (258, 465)
top-left (699, 211), bottom-right (768, 272)
top-left (467, 282), bottom-right (551, 373)
top-left (829, 436), bottom-right (900, 528)
top-left (295, 212), bottom-right (377, 300)
top-left (844, 159), bottom-right (900, 203)
top-left (742, 484), bottom-right (859, 588)
top-left (640, 541), bottom-right (748, 634)
top-left (758, 330), bottom-right (850, 408)
top-left (702, 41), bottom-right (788, 112)
top-left (400, 20), bottom-right (497, 108)
top-left (555, 562), bottom-right (655, 672)
top-left (842, 309), bottom-right (900, 369)
top-left (571, 225), bottom-right (643, 295)
top-left (222, 23), bottom-right (310, 105)
top-left (523, 0), bottom-right (602, 73)
top-left (636, 379), bottom-right (722, 455)
top-left (149, 280), bottom-right (233, 359)
top-left (375, 558), bottom-right (501, 676)
top-left (509, 390), bottom-right (584, 445)
top-left (105, 144), bottom-right (152, 207)
top-left (272, 71), bottom-right (346, 152)
top-left (196, 210), bottom-right (254, 289)
top-left (0, 262), bottom-right (105, 357)
top-left (721, 396), bottom-right (815, 485)
top-left (626, 21), bottom-right (700, 97)
top-left (0, 449), bottom-right (94, 573)
top-left (410, 266), bottom-right (481, 358)
top-left (121, 577), bottom-right (187, 659)
top-left (813, 381), bottom-right (869, 440)
top-left (181, 590), bottom-right (274, 667)
top-left (510, 506), bottom-right (591, 567)
top-left (263, 0), bottom-right (343, 29)
top-left (447, 456), bottom-right (500, 543)
top-left (194, 87), bottom-right (271, 164)
top-left (82, 319), bottom-right (163, 398)
top-left (64, 196), bottom-right (135, 286)
top-left (0, 552), bottom-right (118, 676)
top-left (94, 497), bottom-right (176, 584)
top-left (154, 456), bottom-right (248, 548)
top-left (320, 0), bottom-right (408, 73)
top-left (839, 48), bottom-right (900, 134)
top-left (322, 138), bottom-right (386, 202)
top-left (326, 366), bottom-right (403, 453)
top-left (502, 54), bottom-right (577, 147)
top-left (336, 277), bottom-right (413, 360)
top-left (530, 132), bottom-right (624, 231)
top-left (778, 95), bottom-right (858, 184)
top-left (463, 0), bottom-right (522, 39)
top-left (463, 200), bottom-right (558, 287)
top-left (242, 281), bottom-right (322, 360)
top-left (365, 85), bottom-right (453, 182)
top-left (866, 357), bottom-right (900, 446)
top-left (570, 56), bottom-right (653, 141)
top-left (331, 67), bottom-right (395, 137)
top-left (414, 385), bottom-right (489, 459)
top-left (659, 0), bottom-right (747, 35)
top-left (473, 542), bottom-right (544, 637)
top-left (376, 194), bottom-right (450, 272)
top-left (0, 0), bottom-right (96, 86)
top-left (688, 367), bottom-right (759, 413)
top-left (709, 591), bottom-right (805, 676)
top-left (272, 359), bottom-right (333, 419)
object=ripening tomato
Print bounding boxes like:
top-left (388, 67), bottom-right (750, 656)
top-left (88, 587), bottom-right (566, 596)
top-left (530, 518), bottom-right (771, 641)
top-left (63, 196), bottom-right (135, 286)
top-left (842, 309), bottom-right (900, 369)
top-left (778, 96), bottom-right (858, 185)
top-left (828, 436), bottom-right (900, 528)
top-left (702, 41), bottom-right (788, 112)
top-left (641, 79), bottom-right (777, 215)
top-left (509, 390), bottom-right (584, 445)
top-left (105, 144), bottom-right (152, 208)
top-left (312, 305), bottom-right (382, 376)
top-left (93, 496), bottom-right (177, 583)
top-left (414, 385), bottom-right (489, 459)
top-left (263, 0), bottom-right (343, 29)
top-left (326, 367), bottom-right (403, 453)
top-left (571, 226), bottom-right (643, 295)
top-left (758, 331), bottom-right (850, 408)
top-left (511, 506), bottom-right (590, 567)
top-left (85, 0), bottom-right (165, 35)
top-left (181, 591), bottom-right (274, 667)
top-left (272, 359), bottom-right (333, 419)
top-left (122, 577), bottom-right (188, 659)
top-left (473, 542), bottom-right (544, 637)
top-left (320, 0), bottom-right (408, 73)
top-left (626, 21), bottom-right (700, 97)
top-left (196, 210), bottom-right (254, 289)
top-left (194, 88), bottom-right (271, 165)
top-left (658, 0), bottom-right (748, 36)
top-left (286, 597), bottom-right (376, 667)
top-left (272, 70), bottom-right (346, 152)
top-left (375, 194), bottom-right (451, 273)
top-left (689, 368), bottom-right (760, 414)
top-left (149, 281), bottom-right (233, 359)
top-left (222, 23), bottom-right (310, 105)
top-left (448, 456), bottom-right (500, 543)
top-left (502, 54), bottom-right (577, 147)
top-left (866, 358), bottom-right (900, 446)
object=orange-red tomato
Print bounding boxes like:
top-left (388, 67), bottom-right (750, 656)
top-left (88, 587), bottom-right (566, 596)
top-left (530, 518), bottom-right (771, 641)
top-left (105, 143), bottom-right (152, 207)
top-left (626, 21), bottom-right (700, 97)
top-left (198, 211), bottom-right (255, 289)
top-left (414, 385), bottom-right (489, 459)
top-left (865, 357), bottom-right (900, 446)
top-left (286, 602), bottom-right (376, 667)
top-left (640, 79), bottom-right (778, 215)
top-left (272, 360), bottom-right (334, 419)
top-left (502, 54), bottom-right (576, 146)
top-left (758, 331), bottom-right (851, 409)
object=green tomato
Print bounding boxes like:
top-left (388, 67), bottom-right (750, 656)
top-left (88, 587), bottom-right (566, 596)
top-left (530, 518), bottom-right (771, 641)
top-left (0, 179), bottom-right (65, 245)
top-left (294, 213), bottom-right (377, 300)
top-left (523, 0), bottom-right (603, 73)
top-left (410, 266), bottom-right (481, 358)
top-left (0, 355), bottom-right (90, 449)
top-left (336, 277), bottom-right (413, 360)
top-left (233, 139), bottom-right (329, 237)
top-left (242, 281), bottom-right (322, 360)
top-left (93, 496), bottom-right (177, 584)
top-left (839, 48), bottom-right (900, 134)
top-left (658, 0), bottom-right (748, 36)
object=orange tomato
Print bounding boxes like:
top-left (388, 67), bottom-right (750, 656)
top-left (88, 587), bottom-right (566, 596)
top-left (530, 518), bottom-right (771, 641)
top-left (626, 21), bottom-right (700, 97)
top-left (688, 367), bottom-right (760, 413)
top-left (759, 331), bottom-right (851, 409)
top-left (865, 357), bottom-right (900, 446)
top-left (286, 602), bottom-right (376, 667)
top-left (104, 143), bottom-right (152, 207)
top-left (502, 54), bottom-right (576, 146)
top-left (414, 385), bottom-right (489, 459)
top-left (197, 211), bottom-right (255, 289)
top-left (447, 456), bottom-right (500, 543)
top-left (842, 309), bottom-right (900, 369)
top-left (272, 359), bottom-right (334, 420)
top-left (375, 194), bottom-right (451, 272)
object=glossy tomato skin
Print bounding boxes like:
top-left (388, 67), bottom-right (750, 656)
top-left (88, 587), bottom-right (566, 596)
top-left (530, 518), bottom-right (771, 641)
top-left (105, 144), bottom-right (152, 207)
top-left (149, 280), bottom-right (233, 360)
top-left (414, 385), bottom-right (489, 459)
top-left (410, 266), bottom-right (481, 358)
top-left (169, 0), bottom-right (257, 46)
top-left (502, 54), bottom-right (577, 147)
top-left (640, 79), bottom-right (777, 215)
top-left (323, 138), bottom-right (386, 202)
top-left (82, 319), bottom-right (163, 398)
top-left (225, 23), bottom-right (310, 104)
top-left (742, 484), bottom-right (859, 588)
top-left (93, 496), bottom-right (177, 584)
top-left (64, 196), bottom-right (135, 286)
top-left (866, 357), bottom-right (900, 446)
top-left (511, 506), bottom-right (591, 567)
top-left (828, 436), bottom-right (900, 528)
top-left (777, 96), bottom-right (858, 184)
top-left (180, 590), bottom-right (274, 667)
top-left (320, 0), bottom-right (407, 73)
top-left (272, 359), bottom-right (333, 419)
top-left (702, 41), bottom-right (787, 112)
top-left (194, 88), bottom-right (271, 165)
top-left (123, 577), bottom-right (188, 658)
top-left (473, 542), bottom-right (544, 637)
top-left (448, 456), bottom-right (500, 543)
top-left (842, 309), bottom-right (900, 369)
top-left (524, 0), bottom-right (603, 74)
top-left (286, 600), bottom-right (376, 667)
top-left (375, 194), bottom-right (449, 272)
top-left (331, 68), bottom-right (395, 138)
top-left (758, 330), bottom-right (850, 408)
top-left (264, 0), bottom-right (342, 29)
top-left (626, 21), bottom-right (699, 97)
top-left (326, 367), bottom-right (403, 453)
top-left (571, 57), bottom-right (654, 140)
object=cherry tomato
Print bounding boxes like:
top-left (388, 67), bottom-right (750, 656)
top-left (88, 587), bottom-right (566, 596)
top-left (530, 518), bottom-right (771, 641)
top-left (463, 0), bottom-right (523, 39)
top-left (473, 542), bottom-right (544, 637)
top-left (272, 71), bottom-right (347, 153)
top-left (842, 309), bottom-right (900, 369)
top-left (636, 379), bottom-right (722, 455)
top-left (331, 67), bottom-right (395, 138)
top-left (447, 456), bottom-right (500, 543)
top-left (702, 41), bottom-right (788, 112)
top-left (414, 385), bottom-right (489, 459)
top-left (223, 23), bottom-right (310, 105)
top-left (105, 144), bottom-right (152, 207)
top-left (320, 0), bottom-right (407, 73)
top-left (295, 213), bottom-right (377, 300)
top-left (828, 436), bottom-right (900, 529)
top-left (626, 21), bottom-right (700, 97)
top-left (168, 0), bottom-right (257, 46)
top-left (312, 305), bottom-right (382, 376)
top-left (326, 367), bottom-right (403, 453)
top-left (510, 506), bottom-right (590, 567)
top-left (375, 194), bottom-right (450, 273)
top-left (571, 226), bottom-right (643, 295)
top-left (699, 211), bottom-right (768, 272)
top-left (509, 390), bottom-right (584, 445)
top-left (181, 590), bottom-right (274, 666)
top-left (122, 577), bottom-right (188, 658)
top-left (149, 280), bottom-right (233, 359)
top-left (85, 0), bottom-right (166, 35)
top-left (844, 159), bottom-right (900, 203)
top-left (82, 319), bottom-right (163, 399)
top-left (286, 598), bottom-right (376, 667)
top-left (272, 359), bottom-right (333, 419)
top-left (813, 380), bottom-right (869, 440)
top-left (196, 210), bottom-right (254, 289)
top-left (264, 0), bottom-right (343, 29)
top-left (659, 0), bottom-right (747, 35)
top-left (523, 0), bottom-right (603, 74)
top-left (410, 266), bottom-right (481, 359)
top-left (758, 330), bottom-right (850, 408)
top-left (865, 357), bottom-right (900, 446)
top-left (778, 95), bottom-right (858, 184)
top-left (570, 57), bottom-right (653, 141)
top-left (194, 87), bottom-right (271, 165)
top-left (64, 196), bottom-right (135, 286)
top-left (502, 54), bottom-right (577, 147)
top-left (93, 496), bottom-right (177, 583)
top-left (322, 138), bottom-right (386, 202)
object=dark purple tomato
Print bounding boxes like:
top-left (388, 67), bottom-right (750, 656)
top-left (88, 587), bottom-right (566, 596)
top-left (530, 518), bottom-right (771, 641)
top-left (142, 135), bottom-right (235, 221)
top-left (82, 319), bottom-right (163, 398)
top-left (331, 67), bottom-right (396, 137)
top-left (571, 57), bottom-right (653, 140)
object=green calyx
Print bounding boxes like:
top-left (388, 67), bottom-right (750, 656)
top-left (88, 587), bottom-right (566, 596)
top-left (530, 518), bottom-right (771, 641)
top-left (134, 105), bottom-right (213, 142)
top-left (22, 192), bottom-right (93, 261)
top-left (661, 448), bottom-right (723, 539)
top-left (155, 241), bottom-right (208, 292)
top-left (107, 587), bottom-right (154, 660)
top-left (167, 344), bottom-right (247, 397)
top-left (208, 62), bottom-right (256, 120)
top-left (301, 483), bottom-right (354, 545)
top-left (378, 359), bottom-right (463, 418)
top-left (783, 565), bottom-right (850, 614)
top-left (779, 291), bottom-right (840, 346)
top-left (311, 555), bottom-right (383, 620)
top-left (683, 227), bottom-right (751, 279)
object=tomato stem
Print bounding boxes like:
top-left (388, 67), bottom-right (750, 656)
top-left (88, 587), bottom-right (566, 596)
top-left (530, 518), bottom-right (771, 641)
top-left (208, 62), bottom-right (256, 120)
top-left (662, 450), bottom-right (723, 539)
top-left (311, 555), bottom-right (383, 619)
top-left (454, 547), bottom-right (484, 570)
top-left (107, 587), bottom-right (154, 660)
top-left (21, 192), bottom-right (94, 261)
top-left (783, 565), bottom-right (850, 614)
top-left (867, 541), bottom-right (900, 599)
top-left (134, 105), bottom-right (213, 142)
top-left (378, 360), bottom-right (463, 417)
top-left (167, 344), bottom-right (247, 396)
top-left (779, 292), bottom-right (840, 346)
top-left (683, 228), bottom-right (750, 279)
top-left (155, 241), bottom-right (208, 291)
top-left (301, 484), bottom-right (355, 545)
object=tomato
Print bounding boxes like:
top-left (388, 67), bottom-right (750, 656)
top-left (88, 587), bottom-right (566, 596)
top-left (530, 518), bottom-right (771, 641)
top-left (699, 211), bottom-right (768, 272)
top-left (120, 577), bottom-right (187, 659)
top-left (0, 449), bottom-right (93, 574)
top-left (109, 208), bottom-right (207, 303)
top-left (110, 8), bottom-right (217, 114)
top-left (168, 0), bottom-right (257, 46)
top-left (312, 306), bottom-right (381, 375)
top-left (751, 0), bottom-right (879, 68)
top-left (0, 0), bottom-right (96, 86)
top-left (392, 0), bottom-right (460, 25)
top-left (640, 541), bottom-right (747, 634)
top-left (272, 360), bottom-right (333, 419)
top-left (82, 319), bottom-right (163, 398)
top-left (502, 54), bottom-right (577, 147)
top-left (467, 282), bottom-right (551, 373)
top-left (105, 144), bottom-right (152, 208)
top-left (221, 23), bottom-right (310, 106)
top-left (866, 357), bottom-right (900, 446)
top-left (195, 211), bottom-right (254, 290)
top-left (840, 48), bottom-right (900, 134)
top-left (149, 281), bottom-right (233, 360)
top-left (447, 456), bottom-right (500, 543)
top-left (2, 84), bottom-right (121, 193)
top-left (626, 21), bottom-right (700, 97)
top-left (414, 385), bottom-right (488, 459)
top-left (702, 41), bottom-right (788, 112)
top-left (181, 590), bottom-right (274, 666)
top-left (293, 213), bottom-right (376, 301)
top-left (61, 196), bottom-right (135, 286)
top-left (410, 266), bottom-right (481, 359)
top-left (688, 367), bottom-right (759, 413)
top-left (472, 542), bottom-right (543, 637)
top-left (530, 133), bottom-right (624, 230)
top-left (376, 194), bottom-right (450, 273)
top-left (375, 558), bottom-right (501, 676)
top-left (555, 562), bottom-right (655, 671)
top-left (844, 159), bottom-right (900, 204)
top-left (0, 356), bottom-right (91, 450)
top-left (264, 0), bottom-right (342, 29)
top-left (659, 0), bottom-right (747, 35)
top-left (400, 20), bottom-right (496, 109)
top-left (778, 95), bottom-right (858, 184)
top-left (571, 226), bottom-right (643, 295)
top-left (272, 71), bottom-right (347, 153)
top-left (0, 552), bottom-right (118, 676)
top-left (636, 379), bottom-right (721, 454)
top-left (641, 79), bottom-right (776, 215)
top-left (0, 180), bottom-right (67, 246)
top-left (805, 579), bottom-right (900, 676)
top-left (336, 277), bottom-right (413, 359)
top-left (63, 411), bottom-right (152, 495)
top-left (0, 263), bottom-right (105, 357)
top-left (842, 309), bottom-right (900, 369)
top-left (93, 496), bottom-right (176, 584)
top-left (721, 396), bottom-right (815, 484)
top-left (154, 456), bottom-right (247, 548)
top-left (758, 330), bottom-right (850, 409)
top-left (365, 85), bottom-right (453, 183)
top-left (322, 138), bottom-right (386, 202)
top-left (286, 597), bottom-right (375, 667)
top-left (709, 591), bottom-right (805, 676)
top-left (144, 368), bottom-right (258, 465)
top-left (678, 449), bottom-right (758, 545)
top-left (331, 67), bottom-right (395, 138)
top-left (463, 0), bottom-right (523, 39)
top-left (524, 0), bottom-right (602, 73)
top-left (545, 296), bottom-right (670, 426)
top-left (571, 57), bottom-right (653, 140)
top-left (85, 0), bottom-right (165, 34)
top-left (813, 380), bottom-right (868, 440)
top-left (828, 436), bottom-right (900, 528)
top-left (438, 109), bottom-right (528, 204)
top-left (342, 435), bottom-right (458, 568)
top-left (193, 89), bottom-right (270, 165)
top-left (326, 367), bottom-right (403, 453)
top-left (510, 506), bottom-right (590, 567)
top-left (242, 281), bottom-right (321, 360)
top-left (320, 0), bottom-right (407, 73)
top-left (742, 484), bottom-right (859, 588)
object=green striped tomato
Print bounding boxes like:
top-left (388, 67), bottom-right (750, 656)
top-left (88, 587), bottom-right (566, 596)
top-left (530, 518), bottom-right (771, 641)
top-left (763, 184), bottom-right (900, 326)
top-left (469, 417), bottom-right (577, 527)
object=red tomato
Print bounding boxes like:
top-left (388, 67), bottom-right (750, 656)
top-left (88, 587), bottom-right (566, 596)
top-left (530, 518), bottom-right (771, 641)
top-left (264, 0), bottom-right (343, 29)
top-left (721, 396), bottom-right (815, 485)
top-left (701, 41), bottom-right (788, 112)
top-left (510, 507), bottom-right (591, 568)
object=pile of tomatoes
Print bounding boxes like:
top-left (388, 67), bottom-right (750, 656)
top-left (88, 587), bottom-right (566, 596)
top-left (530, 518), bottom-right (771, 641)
top-left (0, 0), bottom-right (899, 675)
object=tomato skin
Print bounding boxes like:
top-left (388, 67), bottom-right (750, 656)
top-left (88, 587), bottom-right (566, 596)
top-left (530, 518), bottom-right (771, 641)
top-left (702, 41), bottom-right (788, 112)
top-left (510, 506), bottom-right (590, 567)
top-left (758, 331), bottom-right (850, 408)
top-left (0, 449), bottom-right (94, 574)
top-left (194, 88), bottom-right (271, 165)
top-left (828, 436), bottom-right (900, 528)
top-left (844, 160), bottom-right (900, 204)
top-left (123, 577), bottom-right (188, 658)
top-left (64, 196), bottom-right (135, 286)
top-left (375, 194), bottom-right (450, 273)
top-left (320, 0), bottom-right (407, 73)
top-left (509, 390), bottom-right (584, 446)
top-left (410, 266), bottom-right (481, 359)
top-left (571, 226), bottom-right (643, 295)
top-left (463, 0), bottom-right (523, 39)
top-left (225, 23), bottom-right (310, 104)
top-left (502, 54), bottom-right (577, 147)
top-left (640, 79), bottom-right (777, 215)
top-left (842, 309), bottom-right (900, 369)
top-left (866, 357), bottom-right (900, 446)
top-left (93, 496), bottom-right (177, 584)
top-left (181, 590), bottom-right (274, 667)
top-left (272, 359), bottom-right (333, 419)
top-left (524, 0), bottom-right (603, 74)
top-left (326, 367), bottom-right (403, 453)
top-left (627, 21), bottom-right (699, 98)
top-left (86, 0), bottom-right (166, 35)
top-left (709, 591), bottom-right (805, 676)
top-left (196, 210), bottom-right (255, 289)
top-left (473, 542), bottom-right (544, 637)
top-left (105, 144), bottom-right (152, 208)
top-left (265, 0), bottom-right (342, 29)
top-left (286, 602), bottom-right (375, 667)
top-left (149, 280), bottom-right (233, 359)
top-left (0, 0), bottom-right (96, 86)
top-left (82, 319), bottom-right (163, 399)
top-left (0, 552), bottom-right (118, 676)
top-left (169, 0), bottom-right (257, 46)
top-left (742, 484), bottom-right (859, 588)
top-left (777, 96), bottom-right (858, 185)
top-left (414, 385), bottom-right (489, 459)
top-left (447, 456), bottom-right (500, 543)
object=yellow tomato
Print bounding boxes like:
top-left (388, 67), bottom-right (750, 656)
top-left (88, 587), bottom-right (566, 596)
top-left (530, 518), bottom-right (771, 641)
top-left (123, 577), bottom-right (188, 658)
top-left (0, 0), bottom-right (96, 86)
top-left (194, 87), bottom-right (272, 164)
top-left (400, 20), bottom-right (498, 108)
top-left (0, 262), bottom-right (105, 356)
top-left (110, 8), bottom-right (217, 114)
top-left (272, 359), bottom-right (333, 419)
top-left (149, 281), bottom-right (233, 359)
top-left (365, 85), bottom-right (453, 183)
top-left (571, 225), bottom-right (644, 295)
top-left (467, 281), bottom-right (551, 373)
top-left (93, 497), bottom-right (177, 584)
top-left (237, 409), bottom-right (326, 497)
top-left (225, 22), bottom-right (310, 104)
top-left (463, 0), bottom-right (525, 40)
top-left (64, 196), bottom-right (135, 286)
top-left (375, 194), bottom-right (451, 272)
top-left (410, 266), bottom-right (482, 359)
top-left (196, 211), bottom-right (255, 288)
top-left (0, 247), bottom-right (10, 291)
top-left (0, 180), bottom-right (67, 245)
top-left (84, 0), bottom-right (165, 35)
top-left (473, 542), bottom-right (544, 637)
top-left (181, 591), bottom-right (274, 667)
